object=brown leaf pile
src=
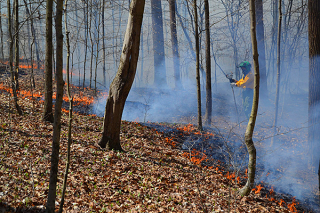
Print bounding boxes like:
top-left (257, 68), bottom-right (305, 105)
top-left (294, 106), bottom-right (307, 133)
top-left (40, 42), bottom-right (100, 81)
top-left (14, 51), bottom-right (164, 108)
top-left (0, 69), bottom-right (315, 212)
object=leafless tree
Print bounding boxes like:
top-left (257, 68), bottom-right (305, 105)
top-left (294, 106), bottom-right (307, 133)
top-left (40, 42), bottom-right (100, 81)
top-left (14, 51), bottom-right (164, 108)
top-left (46, 0), bottom-right (64, 211)
top-left (193, 0), bottom-right (202, 131)
top-left (308, 0), bottom-right (320, 171)
top-left (43, 0), bottom-right (54, 123)
top-left (98, 0), bottom-right (145, 150)
top-left (239, 0), bottom-right (259, 196)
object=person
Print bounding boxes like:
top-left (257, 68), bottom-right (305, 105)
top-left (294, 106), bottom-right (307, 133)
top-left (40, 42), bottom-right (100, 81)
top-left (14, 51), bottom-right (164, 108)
top-left (227, 61), bottom-right (254, 119)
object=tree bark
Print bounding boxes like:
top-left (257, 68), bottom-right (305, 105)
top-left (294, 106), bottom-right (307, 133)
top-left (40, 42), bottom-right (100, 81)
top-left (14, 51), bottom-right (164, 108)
top-left (239, 0), bottom-right (259, 196)
top-left (255, 0), bottom-right (267, 97)
top-left (14, 0), bottom-right (19, 91)
top-left (151, 0), bottom-right (166, 87)
top-left (0, 1), bottom-right (3, 60)
top-left (204, 0), bottom-right (212, 125)
top-left (271, 0), bottom-right (282, 147)
top-left (98, 0), bottom-right (145, 150)
top-left (43, 0), bottom-right (54, 123)
top-left (308, 0), bottom-right (320, 170)
top-left (46, 0), bottom-right (64, 211)
top-left (193, 0), bottom-right (202, 131)
top-left (169, 0), bottom-right (182, 90)
top-left (59, 1), bottom-right (73, 211)
top-left (7, 0), bottom-right (22, 116)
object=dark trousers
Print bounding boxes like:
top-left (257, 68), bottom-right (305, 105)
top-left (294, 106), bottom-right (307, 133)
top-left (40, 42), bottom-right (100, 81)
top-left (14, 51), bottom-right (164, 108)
top-left (242, 88), bottom-right (253, 119)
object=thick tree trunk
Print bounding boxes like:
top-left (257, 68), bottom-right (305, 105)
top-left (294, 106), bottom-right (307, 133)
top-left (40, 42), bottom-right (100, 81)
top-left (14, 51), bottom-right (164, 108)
top-left (169, 0), bottom-right (182, 90)
top-left (98, 0), bottom-right (145, 150)
top-left (151, 0), bottom-right (166, 87)
top-left (204, 0), bottom-right (212, 125)
top-left (43, 0), bottom-right (54, 123)
top-left (193, 0), bottom-right (202, 131)
top-left (239, 0), bottom-right (259, 196)
top-left (256, 0), bottom-right (267, 97)
top-left (46, 0), bottom-right (64, 211)
top-left (308, 0), bottom-right (320, 170)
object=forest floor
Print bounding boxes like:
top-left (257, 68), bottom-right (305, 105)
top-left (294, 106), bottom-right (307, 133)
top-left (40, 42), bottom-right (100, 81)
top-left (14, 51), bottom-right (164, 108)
top-left (0, 67), bottom-right (318, 212)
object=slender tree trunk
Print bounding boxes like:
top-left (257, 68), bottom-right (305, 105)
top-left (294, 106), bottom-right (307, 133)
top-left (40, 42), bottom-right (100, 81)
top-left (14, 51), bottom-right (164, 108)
top-left (46, 0), bottom-right (64, 211)
top-left (193, 0), bottom-right (202, 131)
top-left (14, 0), bottom-right (19, 91)
top-left (151, 0), bottom-right (166, 87)
top-left (98, 0), bottom-right (145, 150)
top-left (8, 0), bottom-right (22, 115)
top-left (43, 0), bottom-right (54, 123)
top-left (59, 1), bottom-right (73, 211)
top-left (239, 0), bottom-right (259, 196)
top-left (89, 1), bottom-right (93, 89)
top-left (204, 0), bottom-right (212, 125)
top-left (0, 1), bottom-right (4, 60)
top-left (102, 0), bottom-right (106, 86)
top-left (256, 0), bottom-right (267, 97)
top-left (271, 0), bottom-right (282, 147)
top-left (140, 26), bottom-right (144, 85)
top-left (308, 0), bottom-right (320, 170)
top-left (83, 1), bottom-right (88, 89)
top-left (169, 0), bottom-right (182, 90)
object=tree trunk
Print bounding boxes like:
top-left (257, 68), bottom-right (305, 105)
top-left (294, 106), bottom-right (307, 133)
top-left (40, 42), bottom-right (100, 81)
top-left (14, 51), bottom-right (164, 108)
top-left (0, 1), bottom-right (3, 60)
top-left (151, 0), bottom-right (166, 87)
top-left (193, 0), bottom-right (202, 131)
top-left (14, 0), bottom-right (19, 91)
top-left (8, 0), bottom-right (22, 115)
top-left (308, 0), bottom-right (320, 170)
top-left (46, 0), bottom-right (64, 211)
top-left (98, 0), bottom-right (145, 150)
top-left (271, 0), bottom-right (282, 147)
top-left (59, 1), bottom-right (73, 211)
top-left (256, 0), bottom-right (267, 97)
top-left (239, 0), bottom-right (259, 196)
top-left (204, 0), bottom-right (212, 125)
top-left (83, 1), bottom-right (88, 89)
top-left (169, 0), bottom-right (182, 90)
top-left (43, 0), bottom-right (54, 123)
top-left (102, 0), bottom-right (106, 86)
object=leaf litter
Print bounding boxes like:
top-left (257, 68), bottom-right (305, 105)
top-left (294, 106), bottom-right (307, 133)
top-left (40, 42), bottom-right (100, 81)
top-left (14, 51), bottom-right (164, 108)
top-left (0, 67), bottom-right (317, 212)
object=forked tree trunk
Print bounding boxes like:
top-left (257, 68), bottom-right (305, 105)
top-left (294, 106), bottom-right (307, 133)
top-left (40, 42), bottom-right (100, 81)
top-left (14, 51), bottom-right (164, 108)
top-left (204, 0), bottom-right (212, 125)
top-left (98, 0), bottom-right (145, 150)
top-left (43, 0), bottom-right (54, 123)
top-left (239, 0), bottom-right (259, 196)
top-left (193, 0), bottom-right (202, 131)
top-left (46, 0), bottom-right (64, 211)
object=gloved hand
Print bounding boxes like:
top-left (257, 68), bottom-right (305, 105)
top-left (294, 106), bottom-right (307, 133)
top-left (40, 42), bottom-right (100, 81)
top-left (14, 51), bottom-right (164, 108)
top-left (230, 82), bottom-right (237, 87)
top-left (226, 74), bottom-right (236, 83)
